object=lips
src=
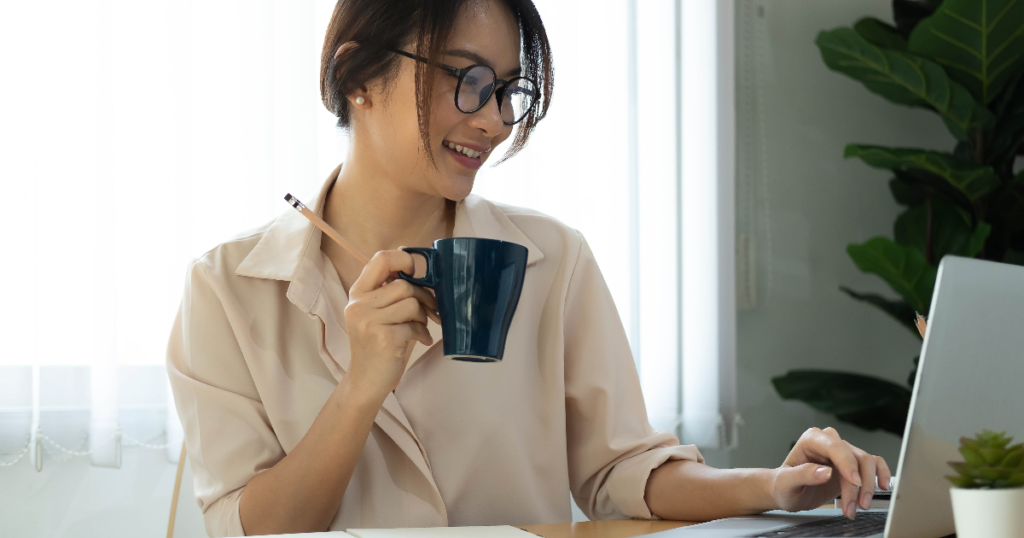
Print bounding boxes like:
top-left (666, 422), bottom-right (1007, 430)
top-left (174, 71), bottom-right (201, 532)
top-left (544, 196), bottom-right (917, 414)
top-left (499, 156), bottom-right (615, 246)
top-left (443, 140), bottom-right (484, 159)
top-left (442, 140), bottom-right (488, 170)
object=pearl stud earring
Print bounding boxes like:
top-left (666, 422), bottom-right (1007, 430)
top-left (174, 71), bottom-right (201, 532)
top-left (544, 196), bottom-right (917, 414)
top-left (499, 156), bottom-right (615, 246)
top-left (355, 96), bottom-right (365, 105)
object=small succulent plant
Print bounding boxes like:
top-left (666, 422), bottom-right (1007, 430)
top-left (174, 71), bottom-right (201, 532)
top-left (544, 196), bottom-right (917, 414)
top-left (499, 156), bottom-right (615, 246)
top-left (946, 430), bottom-right (1024, 489)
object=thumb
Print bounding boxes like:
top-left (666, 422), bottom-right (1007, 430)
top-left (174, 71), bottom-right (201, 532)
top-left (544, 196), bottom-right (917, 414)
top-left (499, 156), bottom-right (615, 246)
top-left (780, 463), bottom-right (833, 490)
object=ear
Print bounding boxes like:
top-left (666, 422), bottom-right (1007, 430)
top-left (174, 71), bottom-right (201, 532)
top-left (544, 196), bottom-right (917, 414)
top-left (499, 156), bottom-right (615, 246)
top-left (335, 41), bottom-right (370, 108)
top-left (349, 91), bottom-right (370, 109)
top-left (334, 40), bottom-right (359, 60)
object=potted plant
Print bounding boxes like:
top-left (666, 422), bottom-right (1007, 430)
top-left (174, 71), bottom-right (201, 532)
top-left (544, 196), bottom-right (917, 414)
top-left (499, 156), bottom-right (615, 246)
top-left (773, 0), bottom-right (1024, 436)
top-left (946, 430), bottom-right (1024, 537)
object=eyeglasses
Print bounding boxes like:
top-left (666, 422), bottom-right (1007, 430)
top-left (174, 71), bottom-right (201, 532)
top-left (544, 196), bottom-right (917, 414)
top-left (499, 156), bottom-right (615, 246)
top-left (390, 48), bottom-right (538, 125)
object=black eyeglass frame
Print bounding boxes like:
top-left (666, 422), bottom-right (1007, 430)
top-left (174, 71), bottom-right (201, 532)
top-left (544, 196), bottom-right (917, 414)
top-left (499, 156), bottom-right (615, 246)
top-left (390, 48), bottom-right (538, 125)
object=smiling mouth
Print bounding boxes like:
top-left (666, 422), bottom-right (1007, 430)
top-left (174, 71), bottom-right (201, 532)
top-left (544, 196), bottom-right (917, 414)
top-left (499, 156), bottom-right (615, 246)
top-left (443, 140), bottom-right (483, 159)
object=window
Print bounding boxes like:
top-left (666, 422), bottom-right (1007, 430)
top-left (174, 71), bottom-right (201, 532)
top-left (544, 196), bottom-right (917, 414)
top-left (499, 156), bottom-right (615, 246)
top-left (0, 0), bottom-right (737, 472)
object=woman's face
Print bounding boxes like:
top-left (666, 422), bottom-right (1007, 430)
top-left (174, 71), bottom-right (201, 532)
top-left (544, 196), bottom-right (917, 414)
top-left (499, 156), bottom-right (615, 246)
top-left (357, 0), bottom-right (522, 201)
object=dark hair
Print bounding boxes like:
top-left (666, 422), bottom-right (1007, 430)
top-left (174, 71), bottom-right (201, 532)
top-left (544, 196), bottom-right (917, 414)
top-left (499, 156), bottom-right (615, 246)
top-left (320, 0), bottom-right (553, 162)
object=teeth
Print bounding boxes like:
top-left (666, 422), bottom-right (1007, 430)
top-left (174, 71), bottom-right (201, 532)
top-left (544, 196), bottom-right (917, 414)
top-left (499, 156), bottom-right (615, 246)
top-left (445, 141), bottom-right (480, 159)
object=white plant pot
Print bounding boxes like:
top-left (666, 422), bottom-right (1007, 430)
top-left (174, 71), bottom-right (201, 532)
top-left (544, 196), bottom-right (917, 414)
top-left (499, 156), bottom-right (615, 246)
top-left (950, 487), bottom-right (1024, 538)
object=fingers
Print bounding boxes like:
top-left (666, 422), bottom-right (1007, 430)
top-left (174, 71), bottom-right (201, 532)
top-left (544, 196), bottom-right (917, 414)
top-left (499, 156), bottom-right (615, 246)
top-left (839, 474), bottom-right (859, 520)
top-left (370, 279), bottom-right (439, 315)
top-left (407, 321), bottom-right (433, 347)
top-left (876, 456), bottom-right (892, 491)
top-left (378, 297), bottom-right (429, 326)
top-left (811, 428), bottom-right (862, 488)
top-left (793, 462), bottom-right (833, 487)
top-left (350, 253), bottom-right (441, 325)
top-left (820, 433), bottom-right (864, 520)
top-left (851, 444), bottom-right (876, 511)
top-left (795, 428), bottom-right (864, 519)
top-left (393, 319), bottom-right (433, 347)
top-left (350, 250), bottom-right (416, 295)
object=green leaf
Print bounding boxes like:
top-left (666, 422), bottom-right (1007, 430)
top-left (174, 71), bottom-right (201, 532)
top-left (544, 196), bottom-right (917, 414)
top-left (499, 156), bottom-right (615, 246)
top-left (987, 432), bottom-right (1014, 449)
top-left (894, 196), bottom-right (991, 260)
top-left (995, 476), bottom-right (1024, 487)
top-left (816, 28), bottom-right (995, 138)
top-left (1004, 249), bottom-right (1024, 266)
top-left (895, 0), bottom-right (943, 37)
top-left (946, 474), bottom-right (977, 487)
top-left (845, 145), bottom-right (1001, 201)
top-left (990, 72), bottom-right (1024, 162)
top-left (961, 446), bottom-right (988, 466)
top-left (890, 177), bottom-right (928, 205)
top-left (992, 172), bottom-right (1024, 232)
top-left (772, 370), bottom-right (911, 435)
top-left (839, 286), bottom-right (920, 336)
top-left (855, 17), bottom-right (909, 50)
top-left (980, 447), bottom-right (1006, 465)
top-left (892, 169), bottom-right (981, 227)
top-left (1001, 449), bottom-right (1024, 468)
top-left (950, 461), bottom-right (981, 478)
top-left (847, 237), bottom-right (938, 313)
top-left (908, 0), bottom-right (1024, 104)
top-left (977, 467), bottom-right (1011, 480)
top-left (962, 436), bottom-right (982, 451)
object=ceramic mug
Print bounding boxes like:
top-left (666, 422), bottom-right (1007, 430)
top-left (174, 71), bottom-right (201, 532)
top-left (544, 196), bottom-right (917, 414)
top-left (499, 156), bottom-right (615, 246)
top-left (397, 237), bottom-right (528, 362)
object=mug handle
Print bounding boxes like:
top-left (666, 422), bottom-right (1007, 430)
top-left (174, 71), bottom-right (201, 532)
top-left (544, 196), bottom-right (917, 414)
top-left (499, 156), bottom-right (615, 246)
top-left (397, 247), bottom-right (437, 288)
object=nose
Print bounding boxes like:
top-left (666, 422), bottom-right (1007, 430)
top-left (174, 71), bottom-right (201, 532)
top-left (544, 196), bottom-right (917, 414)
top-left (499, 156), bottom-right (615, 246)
top-left (465, 89), bottom-right (506, 137)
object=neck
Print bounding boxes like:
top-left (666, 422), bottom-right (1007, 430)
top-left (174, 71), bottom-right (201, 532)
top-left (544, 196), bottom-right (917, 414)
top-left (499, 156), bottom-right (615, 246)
top-left (323, 151), bottom-right (452, 261)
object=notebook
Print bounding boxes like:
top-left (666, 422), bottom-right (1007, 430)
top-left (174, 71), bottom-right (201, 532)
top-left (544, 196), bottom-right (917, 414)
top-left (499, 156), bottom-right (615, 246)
top-left (346, 526), bottom-right (538, 538)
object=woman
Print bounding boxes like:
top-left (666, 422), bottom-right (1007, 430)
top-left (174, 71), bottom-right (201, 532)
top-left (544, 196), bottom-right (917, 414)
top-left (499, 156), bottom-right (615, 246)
top-left (167, 0), bottom-right (890, 535)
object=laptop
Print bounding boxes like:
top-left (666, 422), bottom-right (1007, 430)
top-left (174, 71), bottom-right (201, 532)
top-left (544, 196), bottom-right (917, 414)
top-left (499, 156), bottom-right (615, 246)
top-left (645, 256), bottom-right (1024, 538)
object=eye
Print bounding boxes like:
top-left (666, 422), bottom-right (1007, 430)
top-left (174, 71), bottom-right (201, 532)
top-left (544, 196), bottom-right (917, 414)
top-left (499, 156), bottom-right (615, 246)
top-left (510, 84), bottom-right (536, 97)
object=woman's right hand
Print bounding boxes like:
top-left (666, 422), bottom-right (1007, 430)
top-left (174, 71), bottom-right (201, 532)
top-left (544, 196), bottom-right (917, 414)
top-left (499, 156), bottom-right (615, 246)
top-left (344, 249), bottom-right (440, 397)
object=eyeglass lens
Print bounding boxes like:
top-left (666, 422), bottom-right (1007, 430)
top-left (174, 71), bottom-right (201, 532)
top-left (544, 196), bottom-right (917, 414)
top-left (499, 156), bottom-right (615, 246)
top-left (457, 65), bottom-right (537, 124)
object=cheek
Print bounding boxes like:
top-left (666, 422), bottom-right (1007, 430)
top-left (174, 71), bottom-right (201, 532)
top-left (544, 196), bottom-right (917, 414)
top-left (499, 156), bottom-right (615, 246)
top-left (429, 100), bottom-right (468, 143)
top-left (494, 125), bottom-right (514, 146)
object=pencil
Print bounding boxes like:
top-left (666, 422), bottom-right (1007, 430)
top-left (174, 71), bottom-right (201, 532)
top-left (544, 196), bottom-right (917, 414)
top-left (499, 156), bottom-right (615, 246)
top-left (914, 313), bottom-right (927, 339)
top-left (284, 194), bottom-right (370, 266)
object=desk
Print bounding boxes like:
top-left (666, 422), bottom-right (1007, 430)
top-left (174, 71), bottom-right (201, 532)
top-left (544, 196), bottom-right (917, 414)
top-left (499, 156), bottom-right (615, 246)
top-left (518, 520), bottom-right (697, 538)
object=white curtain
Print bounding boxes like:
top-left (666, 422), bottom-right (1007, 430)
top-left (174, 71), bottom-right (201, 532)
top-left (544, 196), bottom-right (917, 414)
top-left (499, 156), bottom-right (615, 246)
top-left (0, 0), bottom-right (735, 470)
top-left (0, 0), bottom-right (342, 468)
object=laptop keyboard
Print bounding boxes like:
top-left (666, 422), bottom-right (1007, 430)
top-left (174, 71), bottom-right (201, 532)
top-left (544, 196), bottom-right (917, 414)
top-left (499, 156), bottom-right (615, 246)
top-left (744, 512), bottom-right (887, 537)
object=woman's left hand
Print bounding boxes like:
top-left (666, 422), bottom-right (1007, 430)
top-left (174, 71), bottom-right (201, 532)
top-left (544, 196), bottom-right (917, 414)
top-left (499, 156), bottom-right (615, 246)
top-left (769, 427), bottom-right (891, 519)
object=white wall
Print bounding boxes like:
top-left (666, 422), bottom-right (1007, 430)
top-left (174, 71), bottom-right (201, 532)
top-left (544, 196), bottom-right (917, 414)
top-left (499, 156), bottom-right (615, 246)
top-left (731, 0), bottom-right (953, 469)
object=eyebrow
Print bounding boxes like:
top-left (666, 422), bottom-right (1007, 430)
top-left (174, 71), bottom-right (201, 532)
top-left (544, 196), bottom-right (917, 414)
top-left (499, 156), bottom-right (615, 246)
top-left (444, 49), bottom-right (522, 77)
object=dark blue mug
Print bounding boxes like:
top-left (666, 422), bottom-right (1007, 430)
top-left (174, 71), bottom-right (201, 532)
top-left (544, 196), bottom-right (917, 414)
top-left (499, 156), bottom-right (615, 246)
top-left (397, 237), bottom-right (528, 362)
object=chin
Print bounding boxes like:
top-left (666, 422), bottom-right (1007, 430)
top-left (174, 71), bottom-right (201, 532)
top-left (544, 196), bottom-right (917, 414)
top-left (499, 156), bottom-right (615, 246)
top-left (443, 173), bottom-right (476, 201)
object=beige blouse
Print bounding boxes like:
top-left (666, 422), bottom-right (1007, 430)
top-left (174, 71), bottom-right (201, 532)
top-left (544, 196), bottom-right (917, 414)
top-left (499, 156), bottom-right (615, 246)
top-left (166, 167), bottom-right (703, 537)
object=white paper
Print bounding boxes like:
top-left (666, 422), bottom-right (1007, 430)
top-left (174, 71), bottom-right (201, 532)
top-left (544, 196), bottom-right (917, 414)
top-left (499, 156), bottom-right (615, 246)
top-left (346, 526), bottom-right (538, 538)
top-left (264, 528), bottom-right (356, 532)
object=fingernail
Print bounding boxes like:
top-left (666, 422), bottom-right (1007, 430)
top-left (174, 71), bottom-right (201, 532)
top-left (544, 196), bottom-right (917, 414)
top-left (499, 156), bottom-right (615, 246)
top-left (861, 490), bottom-right (872, 509)
top-left (845, 500), bottom-right (856, 520)
top-left (816, 466), bottom-right (831, 478)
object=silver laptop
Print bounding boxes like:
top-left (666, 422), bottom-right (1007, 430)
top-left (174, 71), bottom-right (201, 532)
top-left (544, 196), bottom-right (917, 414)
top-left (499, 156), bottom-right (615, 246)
top-left (646, 256), bottom-right (1024, 538)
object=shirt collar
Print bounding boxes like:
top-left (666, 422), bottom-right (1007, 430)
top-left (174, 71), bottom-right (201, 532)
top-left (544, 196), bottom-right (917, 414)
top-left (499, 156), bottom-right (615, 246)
top-left (235, 164), bottom-right (544, 311)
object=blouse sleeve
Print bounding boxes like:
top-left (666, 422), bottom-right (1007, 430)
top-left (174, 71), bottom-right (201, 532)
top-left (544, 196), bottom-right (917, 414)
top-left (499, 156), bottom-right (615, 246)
top-left (562, 231), bottom-right (704, 520)
top-left (166, 258), bottom-right (286, 537)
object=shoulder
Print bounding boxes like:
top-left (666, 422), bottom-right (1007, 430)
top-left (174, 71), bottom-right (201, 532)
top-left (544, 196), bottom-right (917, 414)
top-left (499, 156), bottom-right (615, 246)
top-left (468, 195), bottom-right (584, 268)
top-left (186, 213), bottom-right (284, 288)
